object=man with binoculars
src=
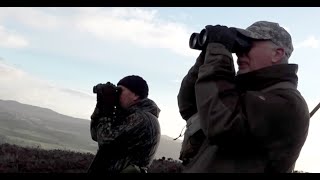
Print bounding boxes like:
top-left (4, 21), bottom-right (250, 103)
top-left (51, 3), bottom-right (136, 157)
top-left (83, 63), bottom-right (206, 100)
top-left (88, 75), bottom-right (161, 173)
top-left (177, 21), bottom-right (309, 173)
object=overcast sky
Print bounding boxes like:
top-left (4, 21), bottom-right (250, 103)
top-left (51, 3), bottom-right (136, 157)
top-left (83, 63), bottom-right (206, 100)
top-left (1, 7), bottom-right (320, 172)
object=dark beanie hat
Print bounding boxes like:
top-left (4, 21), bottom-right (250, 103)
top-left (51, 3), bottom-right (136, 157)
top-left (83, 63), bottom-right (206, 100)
top-left (117, 75), bottom-right (149, 99)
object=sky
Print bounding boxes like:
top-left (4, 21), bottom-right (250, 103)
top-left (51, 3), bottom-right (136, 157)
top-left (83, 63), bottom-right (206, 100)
top-left (1, 7), bottom-right (320, 172)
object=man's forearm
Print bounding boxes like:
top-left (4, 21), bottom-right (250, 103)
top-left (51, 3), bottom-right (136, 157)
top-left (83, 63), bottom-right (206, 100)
top-left (195, 43), bottom-right (239, 142)
top-left (178, 52), bottom-right (205, 120)
top-left (90, 106), bottom-right (102, 141)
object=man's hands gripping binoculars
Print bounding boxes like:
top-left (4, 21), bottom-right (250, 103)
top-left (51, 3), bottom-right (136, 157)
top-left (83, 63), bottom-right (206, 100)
top-left (93, 82), bottom-right (122, 120)
top-left (189, 25), bottom-right (252, 54)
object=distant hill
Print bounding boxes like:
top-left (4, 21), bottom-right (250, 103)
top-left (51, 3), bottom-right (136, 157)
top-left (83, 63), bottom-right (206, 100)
top-left (0, 99), bottom-right (182, 160)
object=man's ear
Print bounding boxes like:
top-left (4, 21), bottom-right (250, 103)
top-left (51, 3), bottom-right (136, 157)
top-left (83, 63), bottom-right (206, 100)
top-left (133, 94), bottom-right (140, 102)
top-left (272, 47), bottom-right (285, 63)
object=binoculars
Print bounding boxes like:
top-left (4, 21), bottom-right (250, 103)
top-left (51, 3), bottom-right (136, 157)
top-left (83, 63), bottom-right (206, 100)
top-left (93, 82), bottom-right (123, 97)
top-left (189, 27), bottom-right (252, 53)
top-left (189, 27), bottom-right (210, 50)
top-left (93, 82), bottom-right (122, 116)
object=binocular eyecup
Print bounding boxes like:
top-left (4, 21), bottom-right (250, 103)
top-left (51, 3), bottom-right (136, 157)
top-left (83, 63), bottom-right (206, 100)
top-left (189, 33), bottom-right (201, 50)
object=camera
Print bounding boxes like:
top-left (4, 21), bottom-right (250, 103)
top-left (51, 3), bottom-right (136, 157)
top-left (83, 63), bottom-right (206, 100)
top-left (93, 82), bottom-right (122, 117)
top-left (189, 27), bottom-right (252, 54)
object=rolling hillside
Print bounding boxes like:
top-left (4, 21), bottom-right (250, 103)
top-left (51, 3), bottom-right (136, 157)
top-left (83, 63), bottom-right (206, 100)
top-left (0, 99), bottom-right (182, 160)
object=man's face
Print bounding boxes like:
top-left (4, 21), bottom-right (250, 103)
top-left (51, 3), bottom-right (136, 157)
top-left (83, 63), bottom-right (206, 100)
top-left (236, 40), bottom-right (281, 75)
top-left (118, 85), bottom-right (139, 109)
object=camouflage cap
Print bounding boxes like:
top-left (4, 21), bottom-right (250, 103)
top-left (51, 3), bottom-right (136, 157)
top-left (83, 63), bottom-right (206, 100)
top-left (236, 21), bottom-right (293, 58)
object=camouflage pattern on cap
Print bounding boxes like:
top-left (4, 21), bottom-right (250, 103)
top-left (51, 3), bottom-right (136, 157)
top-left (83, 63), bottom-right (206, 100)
top-left (236, 21), bottom-right (294, 59)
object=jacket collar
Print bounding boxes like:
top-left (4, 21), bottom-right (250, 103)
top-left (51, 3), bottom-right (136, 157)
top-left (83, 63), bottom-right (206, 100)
top-left (126, 98), bottom-right (160, 118)
top-left (235, 64), bottom-right (298, 92)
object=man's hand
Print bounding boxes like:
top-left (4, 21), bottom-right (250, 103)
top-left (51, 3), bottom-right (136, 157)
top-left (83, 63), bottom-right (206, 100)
top-left (204, 25), bottom-right (237, 51)
top-left (194, 50), bottom-right (206, 67)
top-left (91, 105), bottom-right (100, 121)
top-left (95, 82), bottom-right (120, 117)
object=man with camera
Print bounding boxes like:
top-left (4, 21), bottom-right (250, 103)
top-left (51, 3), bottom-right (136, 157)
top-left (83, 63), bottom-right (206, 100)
top-left (177, 21), bottom-right (309, 173)
top-left (88, 75), bottom-right (161, 173)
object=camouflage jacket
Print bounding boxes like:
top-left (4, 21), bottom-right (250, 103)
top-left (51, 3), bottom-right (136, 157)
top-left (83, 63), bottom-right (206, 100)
top-left (178, 43), bottom-right (309, 173)
top-left (89, 98), bottom-right (161, 173)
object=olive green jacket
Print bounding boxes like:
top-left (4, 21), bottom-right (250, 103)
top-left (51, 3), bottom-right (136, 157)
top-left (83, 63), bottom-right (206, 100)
top-left (178, 43), bottom-right (309, 173)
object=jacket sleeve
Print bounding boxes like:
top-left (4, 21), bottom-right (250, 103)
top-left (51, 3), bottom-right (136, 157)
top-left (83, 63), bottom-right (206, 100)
top-left (92, 110), bottom-right (146, 148)
top-left (177, 51), bottom-right (205, 120)
top-left (90, 106), bottom-right (100, 141)
top-left (195, 42), bottom-right (243, 144)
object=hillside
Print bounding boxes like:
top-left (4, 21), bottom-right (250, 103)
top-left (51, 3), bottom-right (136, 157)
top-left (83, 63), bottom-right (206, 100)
top-left (0, 99), bottom-right (182, 160)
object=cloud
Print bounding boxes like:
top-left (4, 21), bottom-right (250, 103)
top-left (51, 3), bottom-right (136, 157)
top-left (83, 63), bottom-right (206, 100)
top-left (0, 7), bottom-right (198, 58)
top-left (150, 95), bottom-right (186, 138)
top-left (282, 26), bottom-right (291, 33)
top-left (0, 60), bottom-right (95, 119)
top-left (0, 26), bottom-right (28, 48)
top-left (0, 7), bottom-right (60, 30)
top-left (171, 79), bottom-right (182, 84)
top-left (73, 7), bottom-right (198, 58)
top-left (295, 36), bottom-right (319, 49)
